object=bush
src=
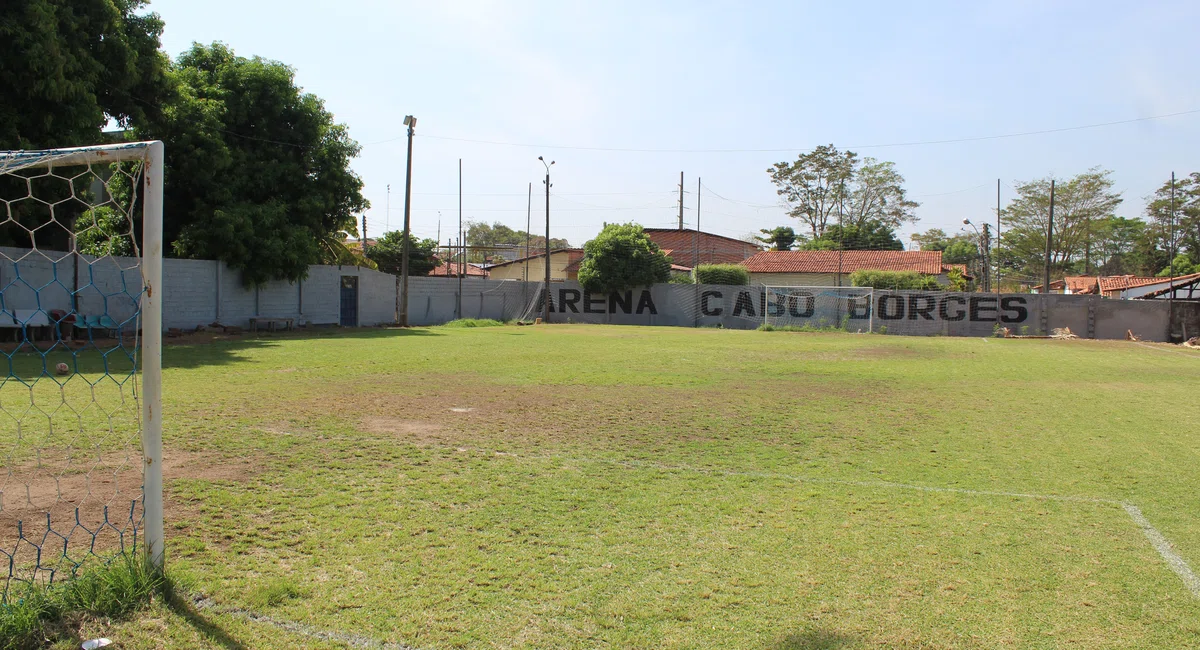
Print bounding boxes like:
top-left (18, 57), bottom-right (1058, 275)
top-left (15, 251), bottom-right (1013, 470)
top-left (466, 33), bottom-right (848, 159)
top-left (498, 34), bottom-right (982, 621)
top-left (668, 273), bottom-right (695, 284)
top-left (694, 264), bottom-right (750, 286)
top-left (577, 223), bottom-right (672, 293)
top-left (849, 270), bottom-right (939, 291)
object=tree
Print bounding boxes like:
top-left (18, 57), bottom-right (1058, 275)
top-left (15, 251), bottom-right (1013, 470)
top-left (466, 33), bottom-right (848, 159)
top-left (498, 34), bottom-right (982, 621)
top-left (797, 220), bottom-right (904, 251)
top-left (844, 158), bottom-right (919, 231)
top-left (1000, 168), bottom-right (1123, 280)
top-left (577, 223), bottom-right (671, 294)
top-left (0, 0), bottom-right (170, 150)
top-left (364, 231), bottom-right (439, 276)
top-left (137, 43), bottom-right (368, 285)
top-left (1145, 172), bottom-right (1200, 270)
top-left (910, 227), bottom-right (978, 264)
top-left (767, 145), bottom-right (918, 239)
top-left (849, 270), bottom-right (939, 291)
top-left (0, 0), bottom-right (170, 251)
top-left (465, 220), bottom-right (570, 262)
top-left (756, 226), bottom-right (797, 251)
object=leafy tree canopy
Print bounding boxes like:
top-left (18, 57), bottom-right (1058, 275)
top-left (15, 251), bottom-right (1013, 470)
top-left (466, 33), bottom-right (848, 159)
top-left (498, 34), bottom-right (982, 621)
top-left (756, 226), bottom-right (797, 251)
top-left (1000, 168), bottom-right (1122, 279)
top-left (767, 145), bottom-right (918, 239)
top-left (797, 220), bottom-right (904, 251)
top-left (0, 0), bottom-right (169, 149)
top-left (849, 270), bottom-right (939, 291)
top-left (577, 223), bottom-right (671, 294)
top-left (365, 230), bottom-right (439, 276)
top-left (139, 43), bottom-right (368, 285)
top-left (910, 228), bottom-right (979, 264)
top-left (465, 220), bottom-right (570, 262)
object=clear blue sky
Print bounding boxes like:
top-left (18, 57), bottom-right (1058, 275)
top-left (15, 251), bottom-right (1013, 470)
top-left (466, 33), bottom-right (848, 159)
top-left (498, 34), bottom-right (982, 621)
top-left (151, 0), bottom-right (1200, 247)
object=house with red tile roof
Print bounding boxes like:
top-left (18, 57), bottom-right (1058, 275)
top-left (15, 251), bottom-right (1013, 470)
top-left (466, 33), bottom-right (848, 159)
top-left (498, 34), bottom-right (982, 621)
top-left (642, 228), bottom-right (761, 268)
top-left (486, 249), bottom-right (585, 281)
top-left (1032, 274), bottom-right (1191, 297)
top-left (739, 250), bottom-right (959, 286)
top-left (427, 258), bottom-right (489, 278)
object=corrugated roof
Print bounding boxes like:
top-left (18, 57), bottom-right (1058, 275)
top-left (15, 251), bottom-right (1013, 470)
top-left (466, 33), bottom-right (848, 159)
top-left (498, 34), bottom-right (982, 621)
top-left (741, 250), bottom-right (944, 274)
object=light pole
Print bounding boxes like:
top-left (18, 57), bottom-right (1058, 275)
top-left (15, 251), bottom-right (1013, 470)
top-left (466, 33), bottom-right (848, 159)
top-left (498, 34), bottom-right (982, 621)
top-left (963, 218), bottom-right (991, 292)
top-left (539, 156), bottom-right (554, 323)
top-left (399, 115), bottom-right (416, 326)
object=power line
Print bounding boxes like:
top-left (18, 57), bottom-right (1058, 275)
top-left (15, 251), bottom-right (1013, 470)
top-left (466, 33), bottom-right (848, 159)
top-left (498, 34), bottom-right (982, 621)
top-left (402, 109), bottom-right (1200, 154)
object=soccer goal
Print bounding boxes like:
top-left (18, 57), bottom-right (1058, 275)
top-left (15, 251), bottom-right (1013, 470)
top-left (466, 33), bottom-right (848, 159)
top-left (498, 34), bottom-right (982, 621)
top-left (0, 142), bottom-right (164, 600)
top-left (762, 285), bottom-right (874, 332)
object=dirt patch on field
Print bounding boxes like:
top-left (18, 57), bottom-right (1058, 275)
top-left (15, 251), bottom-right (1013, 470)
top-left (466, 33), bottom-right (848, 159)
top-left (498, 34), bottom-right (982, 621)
top-left (358, 417), bottom-right (449, 444)
top-left (0, 448), bottom-right (261, 581)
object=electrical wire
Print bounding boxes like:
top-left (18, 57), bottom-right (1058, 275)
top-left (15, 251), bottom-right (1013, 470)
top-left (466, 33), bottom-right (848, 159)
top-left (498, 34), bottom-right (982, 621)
top-left (404, 109), bottom-right (1200, 154)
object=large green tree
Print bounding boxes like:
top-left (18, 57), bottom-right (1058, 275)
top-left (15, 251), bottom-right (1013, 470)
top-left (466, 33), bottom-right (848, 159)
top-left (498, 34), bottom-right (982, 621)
top-left (756, 226), bottom-right (798, 251)
top-left (999, 168), bottom-right (1123, 280)
top-left (1145, 172), bottom-right (1200, 274)
top-left (465, 220), bottom-right (569, 262)
top-left (365, 231), bottom-right (439, 276)
top-left (137, 43), bottom-right (368, 285)
top-left (797, 220), bottom-right (904, 251)
top-left (767, 145), bottom-right (918, 239)
top-left (0, 0), bottom-right (169, 150)
top-left (577, 223), bottom-right (671, 294)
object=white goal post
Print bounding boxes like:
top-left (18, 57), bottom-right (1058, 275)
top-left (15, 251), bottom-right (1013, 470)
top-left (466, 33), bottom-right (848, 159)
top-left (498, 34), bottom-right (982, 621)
top-left (0, 141), bottom-right (164, 595)
top-left (761, 285), bottom-right (874, 332)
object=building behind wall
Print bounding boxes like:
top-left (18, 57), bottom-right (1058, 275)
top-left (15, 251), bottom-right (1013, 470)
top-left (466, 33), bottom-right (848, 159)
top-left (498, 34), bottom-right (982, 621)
top-left (642, 228), bottom-right (761, 268)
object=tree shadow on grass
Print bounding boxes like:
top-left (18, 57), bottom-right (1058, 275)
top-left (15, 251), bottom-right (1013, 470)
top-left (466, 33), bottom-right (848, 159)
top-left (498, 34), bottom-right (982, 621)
top-left (770, 628), bottom-right (860, 650)
top-left (167, 592), bottom-right (249, 650)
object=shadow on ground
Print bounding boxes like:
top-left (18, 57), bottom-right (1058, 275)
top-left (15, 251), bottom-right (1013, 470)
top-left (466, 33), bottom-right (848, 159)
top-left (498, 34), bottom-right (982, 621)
top-left (770, 628), bottom-right (860, 650)
top-left (168, 593), bottom-right (248, 650)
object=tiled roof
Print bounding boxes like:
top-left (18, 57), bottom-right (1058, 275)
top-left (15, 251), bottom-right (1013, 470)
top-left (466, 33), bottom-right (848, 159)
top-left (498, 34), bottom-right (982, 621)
top-left (1137, 272), bottom-right (1200, 298)
top-left (1097, 275), bottom-right (1164, 292)
top-left (427, 261), bottom-right (488, 277)
top-left (741, 250), bottom-right (945, 274)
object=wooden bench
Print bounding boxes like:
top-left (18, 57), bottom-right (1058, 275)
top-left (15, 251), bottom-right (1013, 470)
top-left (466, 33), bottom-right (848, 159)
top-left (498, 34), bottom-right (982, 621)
top-left (249, 317), bottom-right (295, 333)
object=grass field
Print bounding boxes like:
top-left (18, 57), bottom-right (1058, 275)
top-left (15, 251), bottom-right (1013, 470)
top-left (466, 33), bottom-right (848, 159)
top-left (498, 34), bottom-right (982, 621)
top-left (9, 325), bottom-right (1200, 648)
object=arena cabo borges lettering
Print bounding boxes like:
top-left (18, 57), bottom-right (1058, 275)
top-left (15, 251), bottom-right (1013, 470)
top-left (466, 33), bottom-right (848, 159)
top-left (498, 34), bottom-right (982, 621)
top-left (540, 288), bottom-right (1031, 323)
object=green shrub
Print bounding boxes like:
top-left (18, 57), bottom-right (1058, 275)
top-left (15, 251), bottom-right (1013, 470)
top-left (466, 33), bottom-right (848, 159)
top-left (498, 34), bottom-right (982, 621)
top-left (577, 223), bottom-right (671, 293)
top-left (694, 264), bottom-right (750, 286)
top-left (849, 270), bottom-right (940, 291)
top-left (668, 273), bottom-right (695, 284)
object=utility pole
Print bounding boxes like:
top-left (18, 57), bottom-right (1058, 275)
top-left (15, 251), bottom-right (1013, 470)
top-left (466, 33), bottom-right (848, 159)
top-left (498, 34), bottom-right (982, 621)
top-left (385, 184), bottom-right (391, 233)
top-left (1169, 171), bottom-right (1177, 329)
top-left (695, 177), bottom-right (701, 269)
top-left (540, 156), bottom-right (554, 323)
top-left (399, 115), bottom-right (416, 326)
top-left (981, 223), bottom-right (992, 293)
top-left (1043, 180), bottom-right (1055, 294)
top-left (362, 213), bottom-right (367, 253)
top-left (996, 179), bottom-right (1001, 295)
top-left (678, 171), bottom-right (684, 230)
top-left (457, 159), bottom-right (463, 319)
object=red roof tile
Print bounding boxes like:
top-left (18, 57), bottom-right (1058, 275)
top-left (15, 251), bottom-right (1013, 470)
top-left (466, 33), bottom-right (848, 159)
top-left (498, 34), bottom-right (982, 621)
top-left (1097, 275), bottom-right (1164, 292)
top-left (1063, 276), bottom-right (1099, 294)
top-left (428, 261), bottom-right (488, 277)
top-left (741, 250), bottom-right (945, 274)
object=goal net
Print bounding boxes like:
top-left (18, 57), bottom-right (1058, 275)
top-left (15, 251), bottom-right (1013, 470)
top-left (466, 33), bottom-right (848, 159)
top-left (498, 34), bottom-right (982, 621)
top-left (0, 142), bottom-right (163, 601)
top-left (762, 286), bottom-right (874, 332)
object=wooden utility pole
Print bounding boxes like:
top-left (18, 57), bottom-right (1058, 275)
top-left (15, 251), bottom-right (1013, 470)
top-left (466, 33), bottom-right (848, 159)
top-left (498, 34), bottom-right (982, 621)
top-left (1043, 180), bottom-right (1055, 294)
top-left (678, 171), bottom-right (684, 230)
top-left (996, 179), bottom-right (1001, 295)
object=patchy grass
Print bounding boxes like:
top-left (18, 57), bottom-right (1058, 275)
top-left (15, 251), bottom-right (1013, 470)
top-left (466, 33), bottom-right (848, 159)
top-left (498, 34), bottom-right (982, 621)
top-left (5, 326), bottom-right (1200, 648)
top-left (439, 318), bottom-right (507, 328)
top-left (0, 554), bottom-right (172, 650)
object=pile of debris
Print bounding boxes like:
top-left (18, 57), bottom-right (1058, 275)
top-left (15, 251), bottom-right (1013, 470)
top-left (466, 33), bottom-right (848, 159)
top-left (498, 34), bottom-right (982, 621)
top-left (1184, 336), bottom-right (1200, 350)
top-left (1051, 327), bottom-right (1079, 340)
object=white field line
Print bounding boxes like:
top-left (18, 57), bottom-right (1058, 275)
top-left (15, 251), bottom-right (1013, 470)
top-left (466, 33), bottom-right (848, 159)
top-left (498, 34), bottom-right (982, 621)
top-left (1134, 341), bottom-right (1200, 357)
top-left (538, 455), bottom-right (1200, 598)
top-left (1122, 504), bottom-right (1200, 597)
